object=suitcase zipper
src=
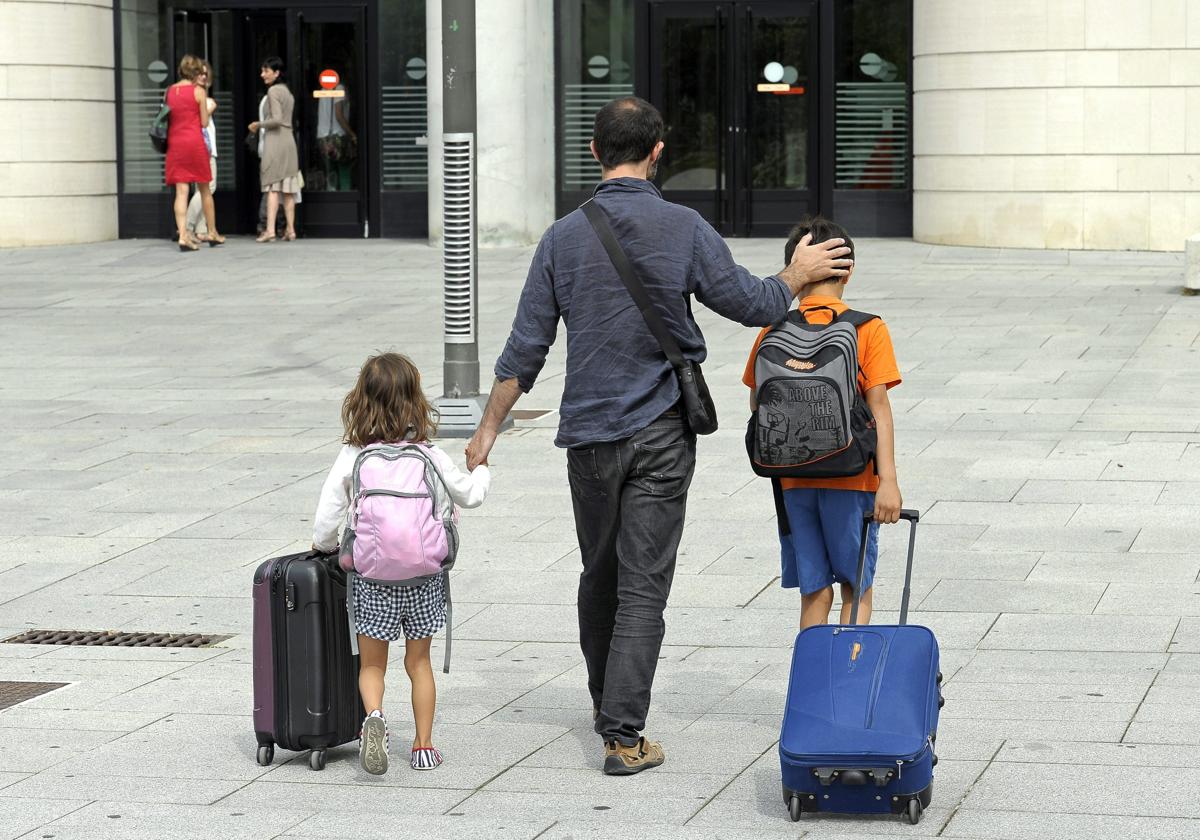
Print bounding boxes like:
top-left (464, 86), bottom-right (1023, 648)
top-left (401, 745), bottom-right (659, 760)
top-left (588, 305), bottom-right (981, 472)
top-left (783, 737), bottom-right (933, 769)
top-left (271, 558), bottom-right (292, 747)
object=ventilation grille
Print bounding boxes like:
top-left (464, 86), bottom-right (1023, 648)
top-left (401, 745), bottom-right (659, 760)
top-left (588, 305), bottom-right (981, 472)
top-left (382, 85), bottom-right (428, 189)
top-left (443, 133), bottom-right (476, 344)
top-left (3, 630), bottom-right (230, 648)
top-left (835, 81), bottom-right (909, 189)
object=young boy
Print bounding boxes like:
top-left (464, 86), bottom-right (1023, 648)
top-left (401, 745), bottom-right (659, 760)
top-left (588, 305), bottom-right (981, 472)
top-left (743, 216), bottom-right (903, 629)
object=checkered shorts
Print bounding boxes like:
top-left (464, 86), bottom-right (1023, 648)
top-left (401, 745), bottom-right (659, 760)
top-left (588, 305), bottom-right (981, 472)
top-left (352, 574), bottom-right (447, 641)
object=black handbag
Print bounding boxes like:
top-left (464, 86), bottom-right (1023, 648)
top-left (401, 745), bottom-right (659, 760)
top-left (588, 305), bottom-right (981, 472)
top-left (149, 99), bottom-right (170, 154)
top-left (581, 199), bottom-right (718, 435)
top-left (244, 130), bottom-right (259, 154)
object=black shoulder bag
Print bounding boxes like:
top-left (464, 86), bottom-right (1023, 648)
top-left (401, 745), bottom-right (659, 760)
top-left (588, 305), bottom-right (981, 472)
top-left (581, 199), bottom-right (718, 435)
top-left (149, 93), bottom-right (170, 154)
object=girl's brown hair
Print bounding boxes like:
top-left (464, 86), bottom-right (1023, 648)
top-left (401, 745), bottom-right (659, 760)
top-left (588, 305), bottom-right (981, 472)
top-left (341, 353), bottom-right (437, 447)
top-left (178, 54), bottom-right (205, 81)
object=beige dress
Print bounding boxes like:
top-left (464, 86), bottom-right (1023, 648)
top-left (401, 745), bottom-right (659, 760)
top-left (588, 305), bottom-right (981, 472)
top-left (258, 83), bottom-right (300, 192)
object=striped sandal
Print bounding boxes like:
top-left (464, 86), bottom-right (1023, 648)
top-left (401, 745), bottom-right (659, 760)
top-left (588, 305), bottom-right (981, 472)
top-left (411, 746), bottom-right (443, 771)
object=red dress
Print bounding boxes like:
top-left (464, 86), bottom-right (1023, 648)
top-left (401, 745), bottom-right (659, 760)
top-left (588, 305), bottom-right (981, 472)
top-left (164, 83), bottom-right (212, 185)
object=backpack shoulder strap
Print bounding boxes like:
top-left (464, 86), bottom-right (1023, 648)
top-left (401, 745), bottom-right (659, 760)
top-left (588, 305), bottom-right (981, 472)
top-left (837, 309), bottom-right (879, 329)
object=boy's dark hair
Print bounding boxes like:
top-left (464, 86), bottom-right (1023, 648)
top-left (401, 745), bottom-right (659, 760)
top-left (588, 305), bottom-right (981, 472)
top-left (784, 215), bottom-right (854, 267)
top-left (592, 97), bottom-right (664, 169)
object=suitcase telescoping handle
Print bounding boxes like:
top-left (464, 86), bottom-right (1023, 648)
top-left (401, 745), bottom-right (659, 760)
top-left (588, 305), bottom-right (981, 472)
top-left (850, 509), bottom-right (919, 626)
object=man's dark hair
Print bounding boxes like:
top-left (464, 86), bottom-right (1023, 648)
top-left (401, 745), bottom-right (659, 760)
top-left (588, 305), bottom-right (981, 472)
top-left (592, 97), bottom-right (664, 170)
top-left (784, 215), bottom-right (854, 266)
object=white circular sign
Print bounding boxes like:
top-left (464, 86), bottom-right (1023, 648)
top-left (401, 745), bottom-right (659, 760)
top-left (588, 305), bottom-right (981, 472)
top-left (783, 65), bottom-right (799, 85)
top-left (587, 55), bottom-right (610, 79)
top-left (148, 60), bottom-right (168, 84)
top-left (859, 52), bottom-right (883, 78)
top-left (406, 57), bottom-right (427, 81)
top-left (763, 61), bottom-right (784, 83)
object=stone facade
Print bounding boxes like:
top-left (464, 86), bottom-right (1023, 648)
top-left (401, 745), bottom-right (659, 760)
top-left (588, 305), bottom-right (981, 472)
top-left (0, 0), bottom-right (118, 247)
top-left (426, 0), bottom-right (556, 246)
top-left (913, 0), bottom-right (1200, 251)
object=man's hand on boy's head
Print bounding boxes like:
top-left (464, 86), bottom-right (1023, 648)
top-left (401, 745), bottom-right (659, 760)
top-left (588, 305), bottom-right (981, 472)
top-left (778, 233), bottom-right (853, 299)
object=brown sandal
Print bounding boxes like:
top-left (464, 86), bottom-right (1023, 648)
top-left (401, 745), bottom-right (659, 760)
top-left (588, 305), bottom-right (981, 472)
top-left (255, 231), bottom-right (276, 243)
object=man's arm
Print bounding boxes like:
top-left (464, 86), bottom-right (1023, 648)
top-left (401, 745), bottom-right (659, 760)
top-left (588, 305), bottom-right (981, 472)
top-left (465, 377), bottom-right (522, 469)
top-left (465, 229), bottom-right (559, 468)
top-left (691, 224), bottom-right (852, 326)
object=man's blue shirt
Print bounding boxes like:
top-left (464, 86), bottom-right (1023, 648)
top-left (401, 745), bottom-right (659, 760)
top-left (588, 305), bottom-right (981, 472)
top-left (494, 177), bottom-right (792, 448)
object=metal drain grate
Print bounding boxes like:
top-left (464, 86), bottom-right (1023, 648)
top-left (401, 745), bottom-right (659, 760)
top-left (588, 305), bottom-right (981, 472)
top-left (0, 681), bottom-right (69, 710)
top-left (3, 630), bottom-right (231, 648)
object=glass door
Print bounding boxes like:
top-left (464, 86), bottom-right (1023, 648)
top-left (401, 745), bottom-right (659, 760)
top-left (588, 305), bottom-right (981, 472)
top-left (647, 0), bottom-right (817, 236)
top-left (739, 0), bottom-right (817, 235)
top-left (648, 2), bottom-right (727, 228)
top-left (289, 7), bottom-right (367, 237)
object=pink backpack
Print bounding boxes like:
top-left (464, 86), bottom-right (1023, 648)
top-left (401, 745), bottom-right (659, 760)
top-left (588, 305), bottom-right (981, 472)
top-left (339, 443), bottom-right (459, 584)
top-left (340, 443), bottom-right (459, 672)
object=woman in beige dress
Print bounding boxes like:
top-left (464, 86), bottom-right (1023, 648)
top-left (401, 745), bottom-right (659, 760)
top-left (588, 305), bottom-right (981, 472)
top-left (248, 56), bottom-right (300, 242)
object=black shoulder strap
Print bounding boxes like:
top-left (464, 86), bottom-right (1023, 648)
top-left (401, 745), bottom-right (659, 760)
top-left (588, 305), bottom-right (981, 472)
top-left (838, 309), bottom-right (879, 328)
top-left (772, 478), bottom-right (790, 536)
top-left (580, 200), bottom-right (685, 369)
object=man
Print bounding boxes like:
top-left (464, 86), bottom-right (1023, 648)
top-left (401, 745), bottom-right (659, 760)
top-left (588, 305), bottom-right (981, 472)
top-left (465, 97), bottom-right (851, 775)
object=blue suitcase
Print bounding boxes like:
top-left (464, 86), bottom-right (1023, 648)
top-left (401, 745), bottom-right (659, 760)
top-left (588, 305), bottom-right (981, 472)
top-left (779, 510), bottom-right (942, 825)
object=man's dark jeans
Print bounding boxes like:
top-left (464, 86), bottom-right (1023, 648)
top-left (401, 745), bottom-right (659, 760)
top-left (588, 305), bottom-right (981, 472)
top-left (567, 407), bottom-right (697, 746)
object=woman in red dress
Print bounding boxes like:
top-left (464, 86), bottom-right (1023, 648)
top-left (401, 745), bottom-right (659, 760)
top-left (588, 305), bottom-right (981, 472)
top-left (165, 55), bottom-right (224, 251)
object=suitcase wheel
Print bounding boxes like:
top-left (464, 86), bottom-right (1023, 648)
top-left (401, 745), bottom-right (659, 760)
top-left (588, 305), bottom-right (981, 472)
top-left (308, 749), bottom-right (326, 771)
top-left (256, 744), bottom-right (274, 767)
top-left (907, 798), bottom-right (923, 825)
top-left (788, 795), bottom-right (803, 822)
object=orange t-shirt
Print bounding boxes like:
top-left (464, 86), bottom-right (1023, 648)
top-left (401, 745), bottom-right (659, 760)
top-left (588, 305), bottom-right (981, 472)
top-left (741, 295), bottom-right (901, 492)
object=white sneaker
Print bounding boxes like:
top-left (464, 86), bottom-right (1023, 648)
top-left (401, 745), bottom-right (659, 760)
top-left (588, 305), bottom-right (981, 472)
top-left (359, 711), bottom-right (389, 775)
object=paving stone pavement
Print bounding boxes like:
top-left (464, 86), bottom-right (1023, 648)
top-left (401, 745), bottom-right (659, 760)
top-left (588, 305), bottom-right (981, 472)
top-left (0, 235), bottom-right (1196, 840)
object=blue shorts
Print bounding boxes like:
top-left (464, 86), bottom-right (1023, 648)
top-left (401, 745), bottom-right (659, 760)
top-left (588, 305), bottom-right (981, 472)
top-left (778, 488), bottom-right (878, 595)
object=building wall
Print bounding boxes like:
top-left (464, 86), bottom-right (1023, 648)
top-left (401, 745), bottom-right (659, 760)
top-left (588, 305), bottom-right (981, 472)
top-left (913, 0), bottom-right (1200, 251)
top-left (427, 0), bottom-right (556, 247)
top-left (0, 0), bottom-right (117, 247)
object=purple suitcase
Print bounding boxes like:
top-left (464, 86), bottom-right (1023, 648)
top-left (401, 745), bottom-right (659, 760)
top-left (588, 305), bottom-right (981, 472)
top-left (252, 550), bottom-right (363, 770)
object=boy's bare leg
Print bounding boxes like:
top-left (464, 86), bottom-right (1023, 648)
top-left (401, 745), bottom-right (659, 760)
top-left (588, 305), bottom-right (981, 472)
top-left (800, 586), bottom-right (835, 629)
top-left (839, 584), bottom-right (873, 625)
top-left (405, 636), bottom-right (436, 749)
top-left (357, 635), bottom-right (388, 713)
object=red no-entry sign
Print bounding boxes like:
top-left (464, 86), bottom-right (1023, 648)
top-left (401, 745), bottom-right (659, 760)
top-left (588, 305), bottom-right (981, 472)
top-left (319, 69), bottom-right (339, 90)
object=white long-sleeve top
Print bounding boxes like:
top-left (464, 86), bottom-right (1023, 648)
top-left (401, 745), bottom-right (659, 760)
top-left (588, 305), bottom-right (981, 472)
top-left (312, 443), bottom-right (491, 553)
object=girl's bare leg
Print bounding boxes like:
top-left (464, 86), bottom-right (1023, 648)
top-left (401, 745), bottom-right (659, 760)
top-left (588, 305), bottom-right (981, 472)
top-left (404, 637), bottom-right (436, 749)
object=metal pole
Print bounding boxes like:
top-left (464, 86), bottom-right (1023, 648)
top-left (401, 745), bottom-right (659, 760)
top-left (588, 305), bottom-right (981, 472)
top-left (436, 0), bottom-right (484, 434)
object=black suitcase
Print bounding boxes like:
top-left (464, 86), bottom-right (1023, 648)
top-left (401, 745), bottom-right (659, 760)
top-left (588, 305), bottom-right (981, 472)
top-left (252, 550), bottom-right (364, 770)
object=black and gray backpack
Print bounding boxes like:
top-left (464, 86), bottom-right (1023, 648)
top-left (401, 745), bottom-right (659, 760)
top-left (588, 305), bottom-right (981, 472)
top-left (746, 306), bottom-right (879, 478)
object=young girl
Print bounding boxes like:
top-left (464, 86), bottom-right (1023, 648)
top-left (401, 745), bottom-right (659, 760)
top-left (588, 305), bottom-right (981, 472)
top-left (312, 352), bottom-right (490, 774)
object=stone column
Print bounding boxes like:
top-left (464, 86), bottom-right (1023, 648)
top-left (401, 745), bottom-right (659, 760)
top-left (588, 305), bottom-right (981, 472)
top-left (428, 0), bottom-right (556, 247)
top-left (913, 0), bottom-right (1200, 251)
top-left (0, 0), bottom-right (117, 247)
